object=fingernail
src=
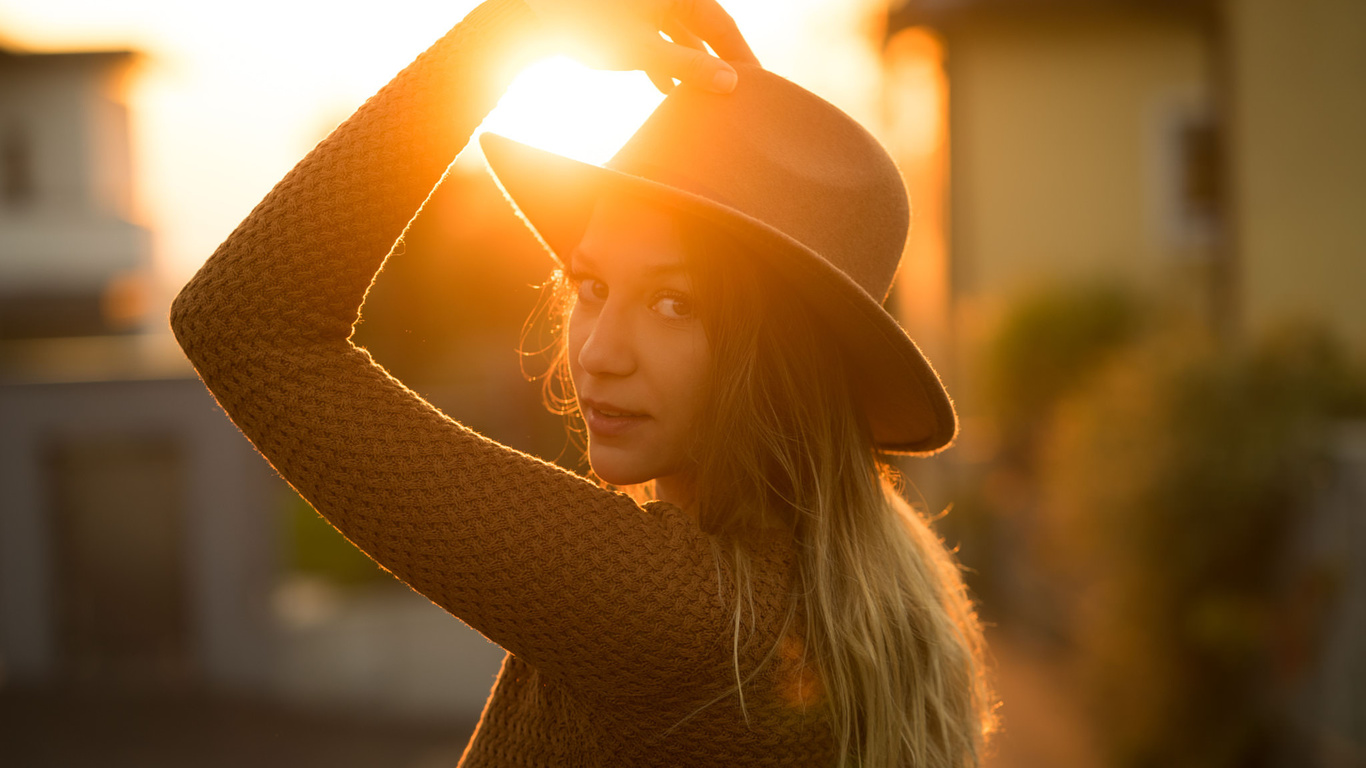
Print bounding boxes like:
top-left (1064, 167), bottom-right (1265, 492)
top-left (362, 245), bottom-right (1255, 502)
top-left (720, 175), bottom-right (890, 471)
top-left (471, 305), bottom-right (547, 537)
top-left (712, 67), bottom-right (737, 92)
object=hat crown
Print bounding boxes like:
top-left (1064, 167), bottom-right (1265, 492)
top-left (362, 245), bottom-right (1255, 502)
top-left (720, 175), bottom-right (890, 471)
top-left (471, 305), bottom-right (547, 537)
top-left (605, 63), bottom-right (909, 302)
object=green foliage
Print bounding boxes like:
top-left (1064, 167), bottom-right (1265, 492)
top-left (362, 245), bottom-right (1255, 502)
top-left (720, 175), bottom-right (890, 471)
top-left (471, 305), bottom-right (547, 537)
top-left (281, 491), bottom-right (391, 586)
top-left (969, 283), bottom-right (1366, 766)
top-left (1029, 314), bottom-right (1366, 766)
top-left (983, 283), bottom-right (1148, 450)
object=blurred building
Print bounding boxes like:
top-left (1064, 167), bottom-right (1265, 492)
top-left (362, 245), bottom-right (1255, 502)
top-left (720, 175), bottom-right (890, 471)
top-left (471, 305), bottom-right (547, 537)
top-left (1223, 0), bottom-right (1365, 354)
top-left (0, 46), bottom-right (149, 340)
top-left (0, 43), bottom-right (281, 694)
top-left (876, 0), bottom-right (1365, 763)
top-left (0, 40), bottom-right (508, 723)
top-left (882, 0), bottom-right (1366, 357)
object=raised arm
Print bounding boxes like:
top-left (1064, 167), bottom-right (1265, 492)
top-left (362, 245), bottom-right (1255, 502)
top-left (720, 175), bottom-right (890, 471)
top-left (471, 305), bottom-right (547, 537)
top-left (168, 0), bottom-right (753, 695)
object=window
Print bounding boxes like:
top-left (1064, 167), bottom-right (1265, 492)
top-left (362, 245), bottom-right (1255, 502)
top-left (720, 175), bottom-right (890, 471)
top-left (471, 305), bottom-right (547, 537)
top-left (3, 123), bottom-right (35, 206)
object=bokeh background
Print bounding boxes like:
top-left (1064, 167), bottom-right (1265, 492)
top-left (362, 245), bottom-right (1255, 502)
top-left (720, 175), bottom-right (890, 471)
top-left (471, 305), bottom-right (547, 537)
top-left (1, 0), bottom-right (1362, 765)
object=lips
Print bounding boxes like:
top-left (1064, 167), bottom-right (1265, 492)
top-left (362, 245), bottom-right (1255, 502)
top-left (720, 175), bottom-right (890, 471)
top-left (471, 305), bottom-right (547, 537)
top-left (581, 398), bottom-right (649, 437)
top-left (581, 397), bottom-right (645, 417)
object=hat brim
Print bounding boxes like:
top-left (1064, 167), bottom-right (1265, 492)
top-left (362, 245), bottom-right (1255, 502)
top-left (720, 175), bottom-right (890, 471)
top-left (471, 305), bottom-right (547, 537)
top-left (479, 132), bottom-right (956, 455)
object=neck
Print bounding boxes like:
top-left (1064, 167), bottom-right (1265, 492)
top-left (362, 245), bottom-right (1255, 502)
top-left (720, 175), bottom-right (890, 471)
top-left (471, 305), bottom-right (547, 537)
top-left (653, 472), bottom-right (698, 516)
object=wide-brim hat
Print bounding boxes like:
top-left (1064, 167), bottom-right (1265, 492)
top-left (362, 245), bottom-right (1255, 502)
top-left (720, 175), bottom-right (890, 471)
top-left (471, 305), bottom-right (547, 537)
top-left (480, 61), bottom-right (956, 455)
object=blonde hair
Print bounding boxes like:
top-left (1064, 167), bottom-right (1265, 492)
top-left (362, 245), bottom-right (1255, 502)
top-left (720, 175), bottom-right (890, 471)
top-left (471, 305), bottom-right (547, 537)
top-left (529, 220), bottom-right (996, 767)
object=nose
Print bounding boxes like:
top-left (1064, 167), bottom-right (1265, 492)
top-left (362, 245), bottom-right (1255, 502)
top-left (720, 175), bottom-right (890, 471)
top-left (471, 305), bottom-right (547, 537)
top-left (577, 300), bottom-right (637, 378)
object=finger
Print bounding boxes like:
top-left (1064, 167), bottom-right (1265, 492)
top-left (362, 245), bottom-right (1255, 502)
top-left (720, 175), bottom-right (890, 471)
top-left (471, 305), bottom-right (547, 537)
top-left (646, 37), bottom-right (738, 93)
top-left (661, 18), bottom-right (706, 53)
top-left (670, 0), bottom-right (760, 66)
top-left (646, 68), bottom-right (678, 95)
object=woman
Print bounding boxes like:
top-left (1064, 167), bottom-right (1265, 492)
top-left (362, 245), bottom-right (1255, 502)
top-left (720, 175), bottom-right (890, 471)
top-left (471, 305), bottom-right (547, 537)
top-left (170, 0), bottom-right (996, 765)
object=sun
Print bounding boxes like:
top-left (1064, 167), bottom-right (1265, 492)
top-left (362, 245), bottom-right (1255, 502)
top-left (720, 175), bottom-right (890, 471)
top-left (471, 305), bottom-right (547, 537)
top-left (474, 55), bottom-right (666, 166)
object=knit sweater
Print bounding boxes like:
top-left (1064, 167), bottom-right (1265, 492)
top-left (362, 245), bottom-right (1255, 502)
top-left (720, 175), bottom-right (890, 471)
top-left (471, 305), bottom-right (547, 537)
top-left (168, 0), bottom-right (836, 764)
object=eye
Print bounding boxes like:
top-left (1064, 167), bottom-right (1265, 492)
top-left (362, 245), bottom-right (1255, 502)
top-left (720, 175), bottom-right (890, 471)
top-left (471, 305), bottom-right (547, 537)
top-left (653, 293), bottom-right (694, 320)
top-left (574, 276), bottom-right (608, 303)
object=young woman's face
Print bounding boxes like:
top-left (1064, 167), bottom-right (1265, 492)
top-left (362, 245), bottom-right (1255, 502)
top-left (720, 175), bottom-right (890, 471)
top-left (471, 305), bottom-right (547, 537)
top-left (566, 194), bottom-right (710, 503)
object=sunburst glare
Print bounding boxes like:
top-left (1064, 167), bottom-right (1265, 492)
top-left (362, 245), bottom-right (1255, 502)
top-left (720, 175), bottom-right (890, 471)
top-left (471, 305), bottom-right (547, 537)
top-left (475, 55), bottom-right (665, 166)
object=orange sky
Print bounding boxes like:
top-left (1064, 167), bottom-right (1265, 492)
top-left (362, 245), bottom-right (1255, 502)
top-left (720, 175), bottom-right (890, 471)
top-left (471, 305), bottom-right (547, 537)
top-left (0, 0), bottom-right (887, 303)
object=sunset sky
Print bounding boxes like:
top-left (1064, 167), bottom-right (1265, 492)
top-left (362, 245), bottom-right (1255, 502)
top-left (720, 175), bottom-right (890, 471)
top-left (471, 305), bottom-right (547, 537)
top-left (0, 0), bottom-right (885, 297)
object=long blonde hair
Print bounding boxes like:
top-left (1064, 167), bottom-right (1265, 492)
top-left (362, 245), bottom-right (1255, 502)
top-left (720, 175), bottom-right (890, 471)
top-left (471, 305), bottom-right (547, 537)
top-left (531, 219), bottom-right (996, 767)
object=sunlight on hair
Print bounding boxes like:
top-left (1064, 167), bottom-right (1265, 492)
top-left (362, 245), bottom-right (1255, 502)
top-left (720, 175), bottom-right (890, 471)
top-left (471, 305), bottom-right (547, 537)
top-left (476, 56), bottom-right (664, 165)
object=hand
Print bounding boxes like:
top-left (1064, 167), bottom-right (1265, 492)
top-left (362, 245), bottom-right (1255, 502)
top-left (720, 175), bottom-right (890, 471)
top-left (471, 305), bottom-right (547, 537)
top-left (522, 0), bottom-right (760, 95)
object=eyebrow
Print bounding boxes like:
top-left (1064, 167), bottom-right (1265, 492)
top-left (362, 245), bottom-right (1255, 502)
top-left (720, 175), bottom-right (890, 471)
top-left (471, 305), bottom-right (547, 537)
top-left (568, 247), bottom-right (689, 278)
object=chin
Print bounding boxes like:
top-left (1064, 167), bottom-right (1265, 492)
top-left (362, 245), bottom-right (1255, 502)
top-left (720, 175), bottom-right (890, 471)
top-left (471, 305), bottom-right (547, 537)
top-left (587, 446), bottom-right (657, 487)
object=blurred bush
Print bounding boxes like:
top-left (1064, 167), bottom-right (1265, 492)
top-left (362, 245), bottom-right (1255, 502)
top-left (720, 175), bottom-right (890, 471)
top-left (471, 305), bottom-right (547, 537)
top-left (971, 283), bottom-right (1366, 766)
top-left (983, 283), bottom-right (1150, 461)
top-left (282, 491), bottom-right (391, 586)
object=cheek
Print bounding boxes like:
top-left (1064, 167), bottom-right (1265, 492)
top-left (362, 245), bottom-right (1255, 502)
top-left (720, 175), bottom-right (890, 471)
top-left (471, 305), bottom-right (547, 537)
top-left (565, 305), bottom-right (586, 385)
top-left (674, 334), bottom-right (712, 417)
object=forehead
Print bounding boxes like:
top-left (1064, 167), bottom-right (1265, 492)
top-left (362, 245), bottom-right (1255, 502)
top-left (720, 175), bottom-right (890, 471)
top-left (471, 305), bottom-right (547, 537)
top-left (570, 194), bottom-right (688, 274)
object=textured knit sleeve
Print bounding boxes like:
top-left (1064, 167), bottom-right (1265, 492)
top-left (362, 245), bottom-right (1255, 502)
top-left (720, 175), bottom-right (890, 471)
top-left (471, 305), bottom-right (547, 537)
top-left (168, 0), bottom-right (729, 697)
